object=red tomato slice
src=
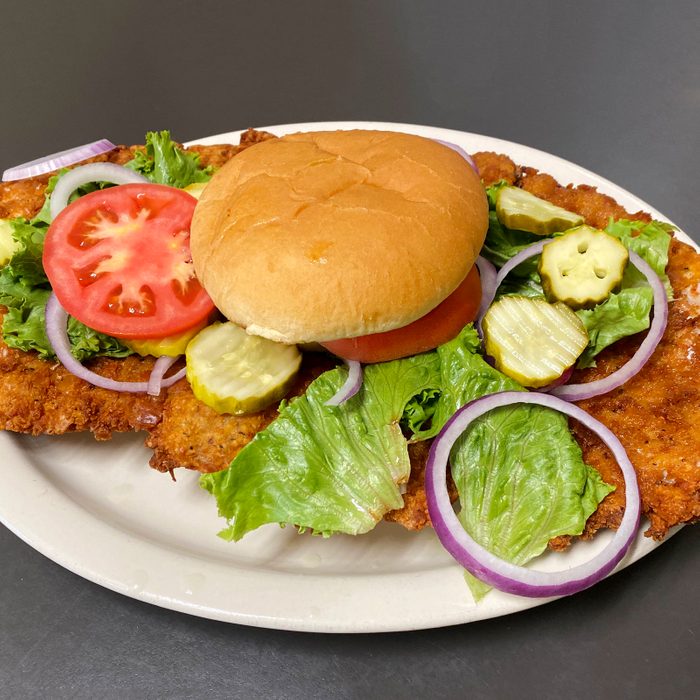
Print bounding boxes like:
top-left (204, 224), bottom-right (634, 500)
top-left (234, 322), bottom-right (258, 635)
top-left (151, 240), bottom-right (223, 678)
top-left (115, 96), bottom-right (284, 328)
top-left (321, 265), bottom-right (482, 363)
top-left (43, 183), bottom-right (214, 339)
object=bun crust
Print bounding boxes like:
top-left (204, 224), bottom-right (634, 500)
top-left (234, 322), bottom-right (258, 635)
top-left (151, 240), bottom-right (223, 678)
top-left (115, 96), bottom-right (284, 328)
top-left (190, 130), bottom-right (488, 343)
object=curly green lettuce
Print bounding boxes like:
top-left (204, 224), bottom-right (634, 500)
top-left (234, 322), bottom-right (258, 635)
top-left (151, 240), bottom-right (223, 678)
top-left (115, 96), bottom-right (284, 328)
top-left (125, 130), bottom-right (212, 188)
top-left (0, 219), bottom-right (131, 360)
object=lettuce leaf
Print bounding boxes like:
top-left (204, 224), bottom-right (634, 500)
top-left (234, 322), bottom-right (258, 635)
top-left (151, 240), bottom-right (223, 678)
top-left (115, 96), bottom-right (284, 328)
top-left (125, 130), bottom-right (212, 188)
top-left (201, 353), bottom-right (441, 540)
top-left (575, 287), bottom-right (652, 368)
top-left (0, 219), bottom-right (132, 360)
top-left (604, 218), bottom-right (673, 297)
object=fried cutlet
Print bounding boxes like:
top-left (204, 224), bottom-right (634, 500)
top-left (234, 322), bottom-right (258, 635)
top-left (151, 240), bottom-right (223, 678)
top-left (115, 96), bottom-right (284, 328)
top-left (1, 138), bottom-right (698, 541)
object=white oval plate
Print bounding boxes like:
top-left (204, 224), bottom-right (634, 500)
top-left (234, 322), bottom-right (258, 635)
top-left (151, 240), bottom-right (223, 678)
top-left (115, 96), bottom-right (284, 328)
top-left (0, 122), bottom-right (692, 633)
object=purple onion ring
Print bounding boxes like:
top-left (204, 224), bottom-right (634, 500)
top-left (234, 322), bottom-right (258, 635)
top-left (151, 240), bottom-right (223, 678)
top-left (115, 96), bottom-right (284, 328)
top-left (2, 139), bottom-right (117, 182)
top-left (325, 360), bottom-right (363, 406)
top-left (45, 292), bottom-right (186, 395)
top-left (425, 390), bottom-right (641, 598)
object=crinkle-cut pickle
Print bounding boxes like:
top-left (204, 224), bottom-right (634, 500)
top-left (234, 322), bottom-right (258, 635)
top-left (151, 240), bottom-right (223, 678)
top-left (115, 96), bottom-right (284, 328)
top-left (539, 226), bottom-right (629, 309)
top-left (0, 219), bottom-right (19, 267)
top-left (125, 320), bottom-right (208, 358)
top-left (482, 296), bottom-right (589, 388)
top-left (186, 321), bottom-right (301, 415)
top-left (496, 186), bottom-right (584, 235)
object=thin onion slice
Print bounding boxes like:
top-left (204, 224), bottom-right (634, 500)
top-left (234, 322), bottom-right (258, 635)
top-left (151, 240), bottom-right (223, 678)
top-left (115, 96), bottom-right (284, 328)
top-left (49, 162), bottom-right (149, 221)
top-left (2, 139), bottom-right (117, 182)
top-left (485, 239), bottom-right (668, 401)
top-left (425, 390), bottom-right (641, 598)
top-left (45, 293), bottom-right (186, 395)
top-left (147, 355), bottom-right (180, 396)
top-left (475, 255), bottom-right (497, 336)
top-left (494, 238), bottom-right (548, 291)
top-left (325, 360), bottom-right (363, 406)
top-left (434, 139), bottom-right (479, 175)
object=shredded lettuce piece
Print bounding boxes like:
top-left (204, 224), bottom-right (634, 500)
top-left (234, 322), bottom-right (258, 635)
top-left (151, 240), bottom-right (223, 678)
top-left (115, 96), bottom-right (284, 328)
top-left (0, 219), bottom-right (131, 360)
top-left (201, 353), bottom-right (441, 540)
top-left (125, 130), bottom-right (212, 188)
top-left (603, 218), bottom-right (673, 297)
top-left (575, 287), bottom-right (652, 368)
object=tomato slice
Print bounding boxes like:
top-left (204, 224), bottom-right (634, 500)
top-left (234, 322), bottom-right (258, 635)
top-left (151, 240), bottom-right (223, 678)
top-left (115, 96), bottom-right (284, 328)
top-left (321, 265), bottom-right (482, 363)
top-left (43, 183), bottom-right (215, 339)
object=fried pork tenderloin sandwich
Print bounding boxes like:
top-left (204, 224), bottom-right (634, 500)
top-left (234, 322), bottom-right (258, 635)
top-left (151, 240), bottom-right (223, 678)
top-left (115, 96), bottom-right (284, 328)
top-left (189, 130), bottom-right (489, 361)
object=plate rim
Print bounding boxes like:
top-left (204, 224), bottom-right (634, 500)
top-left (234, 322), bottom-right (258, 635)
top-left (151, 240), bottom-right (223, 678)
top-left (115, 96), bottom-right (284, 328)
top-left (0, 121), bottom-right (694, 633)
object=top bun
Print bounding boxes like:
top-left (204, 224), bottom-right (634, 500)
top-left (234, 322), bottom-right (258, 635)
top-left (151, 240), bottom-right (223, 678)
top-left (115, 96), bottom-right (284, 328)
top-left (190, 130), bottom-right (488, 343)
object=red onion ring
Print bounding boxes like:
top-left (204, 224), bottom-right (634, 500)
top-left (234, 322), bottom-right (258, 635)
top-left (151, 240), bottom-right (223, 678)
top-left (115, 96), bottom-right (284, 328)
top-left (425, 390), bottom-right (641, 598)
top-left (49, 162), bottom-right (149, 221)
top-left (45, 293), bottom-right (186, 395)
top-left (2, 139), bottom-right (117, 182)
top-left (433, 139), bottom-right (479, 175)
top-left (475, 255), bottom-right (497, 337)
top-left (147, 355), bottom-right (180, 396)
top-left (325, 360), bottom-right (363, 406)
top-left (494, 238), bottom-right (548, 291)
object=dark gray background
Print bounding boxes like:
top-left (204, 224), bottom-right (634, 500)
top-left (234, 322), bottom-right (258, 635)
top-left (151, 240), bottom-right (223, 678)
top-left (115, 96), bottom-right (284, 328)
top-left (1, 1), bottom-right (698, 698)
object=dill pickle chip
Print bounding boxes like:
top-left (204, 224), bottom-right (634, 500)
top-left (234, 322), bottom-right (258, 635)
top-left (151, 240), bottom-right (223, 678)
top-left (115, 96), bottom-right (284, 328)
top-left (184, 182), bottom-right (207, 199)
top-left (186, 321), bottom-right (302, 415)
top-left (483, 296), bottom-right (589, 388)
top-left (124, 320), bottom-right (209, 357)
top-left (539, 226), bottom-right (629, 309)
top-left (496, 186), bottom-right (584, 235)
top-left (0, 220), bottom-right (20, 267)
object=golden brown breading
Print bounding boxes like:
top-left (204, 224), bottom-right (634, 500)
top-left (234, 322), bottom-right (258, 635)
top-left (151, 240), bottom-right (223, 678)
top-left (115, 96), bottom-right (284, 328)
top-left (1, 139), bottom-right (698, 542)
top-left (0, 335), bottom-right (164, 439)
top-left (471, 151), bottom-right (519, 186)
top-left (518, 168), bottom-right (651, 230)
top-left (146, 353), bottom-right (335, 475)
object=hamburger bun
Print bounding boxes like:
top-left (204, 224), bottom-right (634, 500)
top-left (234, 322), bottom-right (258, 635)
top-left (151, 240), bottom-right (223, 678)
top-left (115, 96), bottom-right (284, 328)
top-left (190, 130), bottom-right (488, 343)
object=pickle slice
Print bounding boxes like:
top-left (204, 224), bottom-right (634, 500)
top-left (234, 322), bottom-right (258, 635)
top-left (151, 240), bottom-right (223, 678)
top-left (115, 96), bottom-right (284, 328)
top-left (496, 186), bottom-right (584, 235)
top-left (184, 182), bottom-right (207, 199)
top-left (0, 220), bottom-right (20, 267)
top-left (482, 296), bottom-right (589, 388)
top-left (124, 320), bottom-right (209, 357)
top-left (539, 226), bottom-right (629, 309)
top-left (186, 321), bottom-right (302, 415)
